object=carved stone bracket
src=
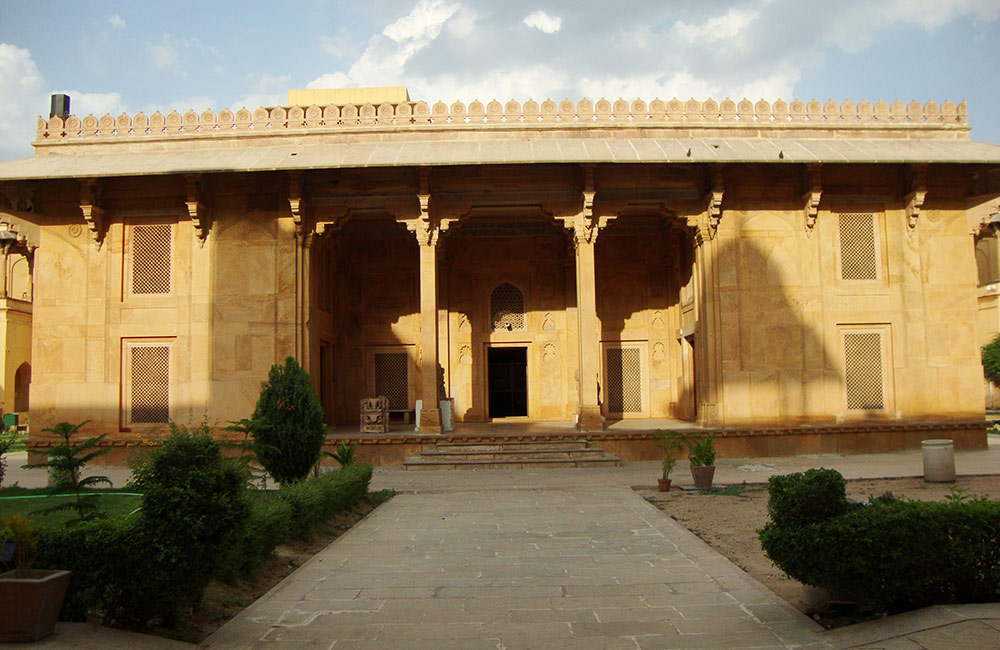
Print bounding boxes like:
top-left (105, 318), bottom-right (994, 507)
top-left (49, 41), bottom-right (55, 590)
top-left (185, 174), bottom-right (211, 245)
top-left (79, 178), bottom-right (106, 247)
top-left (555, 164), bottom-right (617, 246)
top-left (315, 206), bottom-right (351, 237)
top-left (905, 164), bottom-right (927, 233)
top-left (802, 164), bottom-right (822, 237)
top-left (704, 165), bottom-right (724, 238)
top-left (288, 171), bottom-right (312, 239)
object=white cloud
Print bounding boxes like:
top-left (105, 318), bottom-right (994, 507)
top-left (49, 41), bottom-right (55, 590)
top-left (0, 44), bottom-right (45, 160)
top-left (146, 34), bottom-right (222, 72)
top-left (233, 74), bottom-right (291, 109)
top-left (54, 90), bottom-right (127, 118)
top-left (383, 0), bottom-right (459, 44)
top-left (671, 8), bottom-right (759, 44)
top-left (523, 10), bottom-right (562, 34)
top-left (108, 14), bottom-right (126, 29)
top-left (147, 35), bottom-right (179, 69)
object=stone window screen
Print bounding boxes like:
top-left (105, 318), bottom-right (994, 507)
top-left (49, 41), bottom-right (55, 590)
top-left (491, 283), bottom-right (525, 331)
top-left (123, 340), bottom-right (171, 426)
top-left (841, 327), bottom-right (890, 412)
top-left (373, 351), bottom-right (409, 411)
top-left (603, 344), bottom-right (646, 416)
top-left (130, 224), bottom-right (172, 295)
top-left (837, 213), bottom-right (880, 282)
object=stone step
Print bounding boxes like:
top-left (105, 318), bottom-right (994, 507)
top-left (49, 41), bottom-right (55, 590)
top-left (403, 455), bottom-right (621, 470)
top-left (403, 438), bottom-right (621, 470)
top-left (417, 447), bottom-right (607, 461)
top-left (433, 440), bottom-right (590, 453)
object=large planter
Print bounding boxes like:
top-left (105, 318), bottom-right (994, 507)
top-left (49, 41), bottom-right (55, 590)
top-left (690, 465), bottom-right (716, 490)
top-left (0, 569), bottom-right (71, 642)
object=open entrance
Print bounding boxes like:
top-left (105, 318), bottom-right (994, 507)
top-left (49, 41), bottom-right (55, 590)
top-left (487, 346), bottom-right (527, 418)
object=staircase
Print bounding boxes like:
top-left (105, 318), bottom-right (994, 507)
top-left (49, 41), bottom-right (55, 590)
top-left (402, 439), bottom-right (621, 470)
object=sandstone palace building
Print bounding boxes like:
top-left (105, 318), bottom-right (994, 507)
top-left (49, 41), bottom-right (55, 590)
top-left (1, 87), bottom-right (999, 462)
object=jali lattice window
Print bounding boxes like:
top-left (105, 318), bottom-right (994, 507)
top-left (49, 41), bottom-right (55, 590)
top-left (131, 224), bottom-right (172, 295)
top-left (604, 345), bottom-right (645, 415)
top-left (842, 328), bottom-right (889, 411)
top-left (491, 283), bottom-right (525, 331)
top-left (374, 351), bottom-right (410, 411)
top-left (837, 213), bottom-right (880, 281)
top-left (124, 341), bottom-right (171, 425)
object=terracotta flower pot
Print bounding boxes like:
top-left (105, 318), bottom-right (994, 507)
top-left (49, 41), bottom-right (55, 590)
top-left (690, 465), bottom-right (716, 490)
top-left (657, 477), bottom-right (672, 492)
top-left (0, 569), bottom-right (71, 642)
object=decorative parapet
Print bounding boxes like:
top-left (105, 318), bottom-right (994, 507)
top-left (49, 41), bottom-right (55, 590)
top-left (34, 97), bottom-right (969, 144)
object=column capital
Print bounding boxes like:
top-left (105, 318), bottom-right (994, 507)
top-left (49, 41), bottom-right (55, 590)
top-left (905, 163), bottom-right (928, 233)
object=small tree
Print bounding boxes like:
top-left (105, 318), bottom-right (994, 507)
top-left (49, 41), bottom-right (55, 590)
top-left (983, 334), bottom-right (1000, 385)
top-left (24, 420), bottom-right (112, 523)
top-left (251, 357), bottom-right (326, 484)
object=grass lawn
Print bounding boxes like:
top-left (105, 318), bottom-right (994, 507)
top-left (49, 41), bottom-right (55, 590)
top-left (0, 487), bottom-right (143, 526)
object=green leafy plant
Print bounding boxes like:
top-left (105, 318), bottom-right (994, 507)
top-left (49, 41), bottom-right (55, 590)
top-left (766, 468), bottom-right (851, 528)
top-left (24, 421), bottom-right (112, 523)
top-left (983, 333), bottom-right (1000, 385)
top-left (3, 513), bottom-right (36, 576)
top-left (128, 424), bottom-right (251, 626)
top-left (250, 357), bottom-right (326, 484)
top-left (225, 418), bottom-right (268, 488)
top-left (326, 441), bottom-right (360, 468)
top-left (653, 429), bottom-right (684, 479)
top-left (684, 433), bottom-right (717, 467)
top-left (0, 427), bottom-right (17, 488)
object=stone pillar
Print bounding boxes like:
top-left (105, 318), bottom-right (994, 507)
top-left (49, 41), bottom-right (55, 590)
top-left (414, 224), bottom-right (442, 433)
top-left (692, 226), bottom-right (723, 426)
top-left (572, 223), bottom-right (603, 430)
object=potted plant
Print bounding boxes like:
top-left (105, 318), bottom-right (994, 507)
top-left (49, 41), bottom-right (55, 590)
top-left (0, 514), bottom-right (72, 642)
top-left (685, 434), bottom-right (717, 490)
top-left (653, 429), bottom-right (684, 491)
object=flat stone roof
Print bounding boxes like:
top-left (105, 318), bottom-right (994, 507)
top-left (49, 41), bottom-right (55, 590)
top-left (1, 136), bottom-right (999, 181)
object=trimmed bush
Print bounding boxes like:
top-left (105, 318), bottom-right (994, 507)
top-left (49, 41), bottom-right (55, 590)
top-left (766, 468), bottom-right (852, 528)
top-left (984, 333), bottom-right (1000, 385)
top-left (251, 357), bottom-right (326, 484)
top-left (759, 470), bottom-right (1000, 612)
top-left (127, 426), bottom-right (251, 626)
top-left (31, 457), bottom-right (373, 627)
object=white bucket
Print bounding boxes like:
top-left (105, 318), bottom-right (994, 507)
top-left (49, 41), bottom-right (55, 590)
top-left (921, 439), bottom-right (956, 482)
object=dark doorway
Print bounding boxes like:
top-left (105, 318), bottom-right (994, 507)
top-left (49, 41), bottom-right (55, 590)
top-left (488, 347), bottom-right (527, 418)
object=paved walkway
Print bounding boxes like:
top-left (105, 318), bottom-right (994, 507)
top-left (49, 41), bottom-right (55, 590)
top-left (7, 436), bottom-right (1000, 648)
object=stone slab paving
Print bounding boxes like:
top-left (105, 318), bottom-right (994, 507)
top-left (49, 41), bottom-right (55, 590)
top-left (205, 485), bottom-right (826, 649)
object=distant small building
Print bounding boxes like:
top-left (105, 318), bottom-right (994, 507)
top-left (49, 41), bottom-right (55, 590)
top-left (0, 88), bottom-right (998, 462)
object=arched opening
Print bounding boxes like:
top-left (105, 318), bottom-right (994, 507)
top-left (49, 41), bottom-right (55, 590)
top-left (14, 362), bottom-right (30, 413)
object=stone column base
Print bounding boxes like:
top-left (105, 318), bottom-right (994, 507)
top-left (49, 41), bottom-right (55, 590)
top-left (418, 408), bottom-right (443, 434)
top-left (576, 406), bottom-right (604, 431)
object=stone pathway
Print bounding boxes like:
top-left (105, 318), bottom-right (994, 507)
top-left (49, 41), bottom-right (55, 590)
top-left (205, 485), bottom-right (824, 649)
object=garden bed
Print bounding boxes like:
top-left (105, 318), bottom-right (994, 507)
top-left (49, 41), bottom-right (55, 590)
top-left (635, 474), bottom-right (1000, 628)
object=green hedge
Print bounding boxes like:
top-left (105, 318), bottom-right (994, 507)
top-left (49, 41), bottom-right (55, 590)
top-left (759, 469), bottom-right (1000, 612)
top-left (32, 462), bottom-right (374, 627)
top-left (983, 333), bottom-right (1000, 385)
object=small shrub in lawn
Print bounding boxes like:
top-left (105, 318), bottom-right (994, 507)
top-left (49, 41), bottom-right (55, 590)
top-left (251, 357), bottom-right (326, 484)
top-left (759, 469), bottom-right (1000, 613)
top-left (23, 420), bottom-right (113, 523)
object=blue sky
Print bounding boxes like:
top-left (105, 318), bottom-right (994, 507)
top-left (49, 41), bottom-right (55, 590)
top-left (1, 0), bottom-right (998, 161)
